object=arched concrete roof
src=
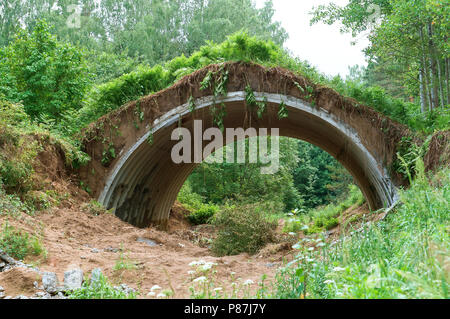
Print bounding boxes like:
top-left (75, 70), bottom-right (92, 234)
top-left (80, 62), bottom-right (410, 228)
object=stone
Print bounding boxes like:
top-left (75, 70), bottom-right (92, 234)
top-left (104, 247), bottom-right (119, 253)
top-left (90, 268), bottom-right (103, 286)
top-left (0, 285), bottom-right (4, 292)
top-left (42, 272), bottom-right (59, 294)
top-left (64, 269), bottom-right (84, 291)
top-left (0, 292), bottom-right (5, 299)
top-left (91, 248), bottom-right (100, 253)
top-left (136, 237), bottom-right (158, 247)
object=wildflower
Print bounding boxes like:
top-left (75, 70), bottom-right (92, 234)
top-left (308, 247), bottom-right (315, 251)
top-left (317, 242), bottom-right (326, 247)
top-left (292, 243), bottom-right (302, 250)
top-left (333, 267), bottom-right (346, 272)
top-left (147, 291), bottom-right (156, 297)
top-left (214, 288), bottom-right (223, 292)
top-left (243, 279), bottom-right (254, 286)
top-left (301, 225), bottom-right (309, 231)
top-left (193, 276), bottom-right (207, 283)
top-left (150, 285), bottom-right (162, 292)
top-left (189, 260), bottom-right (206, 267)
top-left (188, 270), bottom-right (196, 275)
top-left (288, 232), bottom-right (296, 236)
top-left (324, 280), bottom-right (334, 285)
top-left (156, 293), bottom-right (166, 298)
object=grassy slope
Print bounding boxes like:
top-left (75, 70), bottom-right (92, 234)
top-left (274, 160), bottom-right (449, 299)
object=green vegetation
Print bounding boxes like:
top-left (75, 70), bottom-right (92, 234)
top-left (113, 248), bottom-right (138, 272)
top-left (283, 185), bottom-right (365, 235)
top-left (272, 160), bottom-right (449, 299)
top-left (211, 202), bottom-right (277, 256)
top-left (0, 222), bottom-right (46, 260)
top-left (68, 273), bottom-right (138, 299)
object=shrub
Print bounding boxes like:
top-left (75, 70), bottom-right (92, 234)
top-left (0, 222), bottom-right (45, 260)
top-left (68, 273), bottom-right (138, 299)
top-left (187, 204), bottom-right (219, 225)
top-left (211, 203), bottom-right (277, 256)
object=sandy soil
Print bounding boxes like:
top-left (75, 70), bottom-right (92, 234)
top-left (0, 201), bottom-right (299, 299)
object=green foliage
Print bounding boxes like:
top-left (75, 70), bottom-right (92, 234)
top-left (211, 203), bottom-right (277, 256)
top-left (68, 273), bottom-right (138, 299)
top-left (293, 141), bottom-right (354, 210)
top-left (0, 20), bottom-right (90, 122)
top-left (188, 205), bottom-right (219, 225)
top-left (275, 161), bottom-right (449, 299)
top-left (284, 184), bottom-right (365, 235)
top-left (177, 183), bottom-right (219, 225)
top-left (0, 222), bottom-right (45, 260)
top-left (113, 250), bottom-right (138, 271)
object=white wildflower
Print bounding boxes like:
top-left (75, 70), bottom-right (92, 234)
top-left (333, 267), bottom-right (346, 272)
top-left (193, 276), bottom-right (207, 283)
top-left (243, 279), bottom-right (254, 286)
top-left (150, 285), bottom-right (162, 292)
top-left (147, 291), bottom-right (156, 297)
top-left (156, 293), bottom-right (166, 298)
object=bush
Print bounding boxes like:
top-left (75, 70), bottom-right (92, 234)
top-left (0, 222), bottom-right (45, 260)
top-left (188, 204), bottom-right (219, 225)
top-left (68, 273), bottom-right (138, 299)
top-left (211, 203), bottom-right (277, 256)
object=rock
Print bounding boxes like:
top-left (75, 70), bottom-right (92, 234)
top-left (104, 247), bottom-right (119, 253)
top-left (136, 237), bottom-right (158, 247)
top-left (42, 272), bottom-right (59, 294)
top-left (57, 292), bottom-right (67, 299)
top-left (0, 285), bottom-right (4, 292)
top-left (0, 292), bottom-right (5, 299)
top-left (90, 268), bottom-right (103, 286)
top-left (3, 296), bottom-right (12, 299)
top-left (64, 269), bottom-right (84, 291)
top-left (91, 248), bottom-right (100, 254)
top-left (113, 283), bottom-right (136, 295)
top-left (35, 292), bottom-right (48, 298)
top-left (0, 249), bottom-right (16, 264)
top-left (14, 295), bottom-right (29, 299)
top-left (0, 262), bottom-right (5, 269)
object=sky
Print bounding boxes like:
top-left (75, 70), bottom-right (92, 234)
top-left (254, 0), bottom-right (370, 78)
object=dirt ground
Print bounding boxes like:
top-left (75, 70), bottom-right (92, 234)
top-left (0, 200), bottom-right (301, 299)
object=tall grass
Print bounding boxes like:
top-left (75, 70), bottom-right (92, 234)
top-left (283, 184), bottom-right (365, 235)
top-left (274, 160), bottom-right (449, 299)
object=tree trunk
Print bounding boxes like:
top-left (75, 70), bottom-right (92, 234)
top-left (419, 68), bottom-right (427, 112)
top-left (428, 23), bottom-right (440, 109)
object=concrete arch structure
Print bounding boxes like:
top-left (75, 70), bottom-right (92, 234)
top-left (80, 62), bottom-right (409, 229)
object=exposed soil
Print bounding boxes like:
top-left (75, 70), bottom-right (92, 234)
top-left (0, 200), bottom-right (296, 298)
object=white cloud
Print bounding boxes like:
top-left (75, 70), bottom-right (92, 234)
top-left (254, 0), bottom-right (370, 77)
